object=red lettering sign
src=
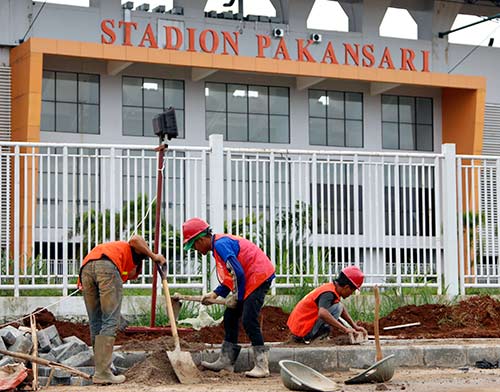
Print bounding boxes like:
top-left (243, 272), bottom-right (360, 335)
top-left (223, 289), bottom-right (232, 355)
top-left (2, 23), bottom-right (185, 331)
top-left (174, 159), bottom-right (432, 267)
top-left (118, 21), bottom-right (137, 46)
top-left (100, 19), bottom-right (115, 44)
top-left (139, 23), bottom-right (158, 48)
top-left (98, 19), bottom-right (431, 73)
top-left (165, 26), bottom-right (183, 50)
top-left (256, 34), bottom-right (271, 58)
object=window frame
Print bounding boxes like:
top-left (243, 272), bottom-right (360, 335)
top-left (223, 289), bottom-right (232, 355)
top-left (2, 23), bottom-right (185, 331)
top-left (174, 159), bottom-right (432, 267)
top-left (41, 70), bottom-right (101, 134)
top-left (205, 82), bottom-right (290, 143)
top-left (308, 89), bottom-right (364, 148)
top-left (122, 76), bottom-right (185, 138)
top-left (381, 94), bottom-right (434, 152)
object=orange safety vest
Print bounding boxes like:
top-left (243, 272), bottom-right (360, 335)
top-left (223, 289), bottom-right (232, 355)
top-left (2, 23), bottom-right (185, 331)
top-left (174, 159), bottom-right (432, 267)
top-left (213, 234), bottom-right (275, 300)
top-left (287, 282), bottom-right (340, 338)
top-left (79, 241), bottom-right (137, 285)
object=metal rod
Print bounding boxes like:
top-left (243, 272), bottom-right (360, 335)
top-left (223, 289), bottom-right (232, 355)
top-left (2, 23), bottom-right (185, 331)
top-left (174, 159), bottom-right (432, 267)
top-left (438, 13), bottom-right (500, 38)
top-left (150, 142), bottom-right (167, 327)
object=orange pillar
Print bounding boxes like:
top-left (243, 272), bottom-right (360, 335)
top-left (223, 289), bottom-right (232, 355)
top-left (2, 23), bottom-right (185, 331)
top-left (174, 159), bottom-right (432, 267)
top-left (442, 87), bottom-right (486, 282)
top-left (10, 40), bottom-right (43, 264)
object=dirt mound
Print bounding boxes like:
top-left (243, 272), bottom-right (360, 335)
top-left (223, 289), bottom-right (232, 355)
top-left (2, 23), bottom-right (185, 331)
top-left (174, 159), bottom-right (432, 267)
top-left (20, 296), bottom-right (500, 348)
top-left (125, 350), bottom-right (178, 385)
top-left (181, 306), bottom-right (290, 345)
top-left (361, 295), bottom-right (500, 339)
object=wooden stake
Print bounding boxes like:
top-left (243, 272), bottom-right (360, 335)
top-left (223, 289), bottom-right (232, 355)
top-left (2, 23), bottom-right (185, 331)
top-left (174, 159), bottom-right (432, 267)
top-left (30, 314), bottom-right (39, 391)
top-left (46, 368), bottom-right (55, 387)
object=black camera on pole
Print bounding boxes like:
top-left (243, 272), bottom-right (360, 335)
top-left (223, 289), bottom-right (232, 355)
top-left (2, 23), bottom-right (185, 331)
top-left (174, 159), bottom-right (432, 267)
top-left (152, 107), bottom-right (178, 141)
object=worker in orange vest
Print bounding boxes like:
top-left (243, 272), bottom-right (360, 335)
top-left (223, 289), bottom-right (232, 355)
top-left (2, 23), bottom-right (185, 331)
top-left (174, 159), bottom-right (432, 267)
top-left (78, 235), bottom-right (166, 384)
top-left (182, 217), bottom-right (275, 378)
top-left (287, 266), bottom-right (368, 343)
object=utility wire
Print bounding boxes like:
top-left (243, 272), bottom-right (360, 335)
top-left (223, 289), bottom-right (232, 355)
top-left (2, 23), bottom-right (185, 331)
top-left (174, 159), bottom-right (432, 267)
top-left (20, 1), bottom-right (48, 43)
top-left (448, 21), bottom-right (500, 73)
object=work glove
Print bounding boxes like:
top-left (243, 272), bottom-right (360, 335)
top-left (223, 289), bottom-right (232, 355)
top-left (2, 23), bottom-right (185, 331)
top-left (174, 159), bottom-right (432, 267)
top-left (201, 291), bottom-right (218, 305)
top-left (224, 294), bottom-right (238, 309)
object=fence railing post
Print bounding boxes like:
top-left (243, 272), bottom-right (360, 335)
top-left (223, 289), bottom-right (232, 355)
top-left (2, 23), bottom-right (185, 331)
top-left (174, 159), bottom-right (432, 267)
top-left (209, 134), bottom-right (224, 290)
top-left (62, 147), bottom-right (68, 296)
top-left (13, 145), bottom-right (20, 297)
top-left (442, 143), bottom-right (459, 296)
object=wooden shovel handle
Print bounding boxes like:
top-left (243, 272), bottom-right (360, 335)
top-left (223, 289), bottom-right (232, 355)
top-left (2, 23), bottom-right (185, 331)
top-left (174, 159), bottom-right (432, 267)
top-left (374, 286), bottom-right (382, 361)
top-left (172, 293), bottom-right (227, 305)
top-left (162, 278), bottom-right (181, 350)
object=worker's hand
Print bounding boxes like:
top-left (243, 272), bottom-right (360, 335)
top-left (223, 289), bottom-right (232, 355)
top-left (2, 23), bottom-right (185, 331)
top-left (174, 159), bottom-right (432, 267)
top-left (152, 253), bottom-right (167, 266)
top-left (225, 294), bottom-right (238, 309)
top-left (354, 325), bottom-right (368, 337)
top-left (201, 291), bottom-right (218, 305)
top-left (344, 327), bottom-right (357, 335)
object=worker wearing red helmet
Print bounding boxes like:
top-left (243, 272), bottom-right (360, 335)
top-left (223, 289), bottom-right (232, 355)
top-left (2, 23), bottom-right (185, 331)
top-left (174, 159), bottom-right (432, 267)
top-left (287, 266), bottom-right (368, 343)
top-left (182, 217), bottom-right (275, 378)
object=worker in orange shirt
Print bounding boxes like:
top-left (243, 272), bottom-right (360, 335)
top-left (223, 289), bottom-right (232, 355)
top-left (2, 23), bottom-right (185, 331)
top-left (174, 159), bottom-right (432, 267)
top-left (183, 217), bottom-right (275, 378)
top-left (79, 235), bottom-right (166, 384)
top-left (287, 266), bottom-right (368, 343)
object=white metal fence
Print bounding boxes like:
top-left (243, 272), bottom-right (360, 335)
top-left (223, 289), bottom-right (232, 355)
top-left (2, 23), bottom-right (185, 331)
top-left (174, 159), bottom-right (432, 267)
top-left (0, 137), bottom-right (499, 296)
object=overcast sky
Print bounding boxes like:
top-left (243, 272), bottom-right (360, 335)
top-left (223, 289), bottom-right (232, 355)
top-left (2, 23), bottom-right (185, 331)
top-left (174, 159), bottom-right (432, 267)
top-left (42, 0), bottom-right (500, 48)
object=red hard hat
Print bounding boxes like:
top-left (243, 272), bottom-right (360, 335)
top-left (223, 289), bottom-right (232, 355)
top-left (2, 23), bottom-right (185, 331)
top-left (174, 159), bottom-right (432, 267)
top-left (342, 266), bottom-right (364, 289)
top-left (182, 217), bottom-right (210, 244)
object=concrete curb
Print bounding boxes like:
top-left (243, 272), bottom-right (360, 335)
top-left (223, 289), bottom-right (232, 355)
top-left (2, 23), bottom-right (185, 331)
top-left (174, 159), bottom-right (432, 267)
top-left (189, 340), bottom-right (500, 373)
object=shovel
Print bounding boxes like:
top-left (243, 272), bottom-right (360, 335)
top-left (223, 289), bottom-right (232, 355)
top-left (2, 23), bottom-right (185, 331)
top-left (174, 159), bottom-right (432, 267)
top-left (158, 264), bottom-right (201, 384)
top-left (344, 286), bottom-right (395, 384)
top-left (171, 293), bottom-right (227, 321)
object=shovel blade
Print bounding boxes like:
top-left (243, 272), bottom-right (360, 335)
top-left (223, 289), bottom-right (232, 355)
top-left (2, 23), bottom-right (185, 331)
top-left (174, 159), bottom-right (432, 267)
top-left (344, 355), bottom-right (395, 385)
top-left (167, 349), bottom-right (201, 384)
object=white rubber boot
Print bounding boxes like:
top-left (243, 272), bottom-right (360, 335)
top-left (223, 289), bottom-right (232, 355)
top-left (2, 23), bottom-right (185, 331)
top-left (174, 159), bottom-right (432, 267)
top-left (245, 345), bottom-right (270, 378)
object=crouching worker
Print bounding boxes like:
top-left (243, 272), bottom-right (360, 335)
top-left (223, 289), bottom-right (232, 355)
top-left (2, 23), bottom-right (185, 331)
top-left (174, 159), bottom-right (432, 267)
top-left (287, 266), bottom-right (368, 344)
top-left (78, 236), bottom-right (166, 384)
top-left (182, 218), bottom-right (275, 378)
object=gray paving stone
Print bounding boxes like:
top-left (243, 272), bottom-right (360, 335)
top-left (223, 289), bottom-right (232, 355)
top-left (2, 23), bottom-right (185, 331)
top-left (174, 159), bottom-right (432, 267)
top-left (51, 340), bottom-right (88, 362)
top-left (44, 325), bottom-right (63, 347)
top-left (0, 334), bottom-right (6, 355)
top-left (0, 326), bottom-right (22, 346)
top-left (113, 351), bottom-right (147, 368)
top-left (424, 345), bottom-right (466, 367)
top-left (0, 356), bottom-right (15, 366)
top-left (61, 350), bottom-right (94, 367)
top-left (9, 335), bottom-right (33, 355)
top-left (70, 376), bottom-right (93, 386)
top-left (37, 376), bottom-right (49, 386)
top-left (62, 335), bottom-right (87, 346)
top-left (37, 328), bottom-right (53, 353)
top-left (37, 365), bottom-right (52, 377)
top-left (39, 352), bottom-right (57, 362)
top-left (294, 347), bottom-right (338, 372)
top-left (383, 346), bottom-right (424, 367)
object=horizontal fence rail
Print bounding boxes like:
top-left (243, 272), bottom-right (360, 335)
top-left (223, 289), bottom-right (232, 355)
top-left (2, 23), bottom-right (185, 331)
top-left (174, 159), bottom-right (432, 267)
top-left (1, 139), bottom-right (499, 296)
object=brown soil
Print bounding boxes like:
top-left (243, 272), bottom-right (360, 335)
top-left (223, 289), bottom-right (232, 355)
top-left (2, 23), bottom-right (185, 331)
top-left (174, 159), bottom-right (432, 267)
top-left (22, 296), bottom-right (500, 349)
top-left (360, 295), bottom-right (500, 339)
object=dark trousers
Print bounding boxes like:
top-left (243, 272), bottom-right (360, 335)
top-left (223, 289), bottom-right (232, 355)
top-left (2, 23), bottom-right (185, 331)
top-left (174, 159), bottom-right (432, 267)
top-left (223, 278), bottom-right (272, 346)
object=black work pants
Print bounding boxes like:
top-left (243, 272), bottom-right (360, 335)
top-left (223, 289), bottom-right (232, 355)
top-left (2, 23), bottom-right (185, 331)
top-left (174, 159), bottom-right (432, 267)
top-left (223, 278), bottom-right (272, 346)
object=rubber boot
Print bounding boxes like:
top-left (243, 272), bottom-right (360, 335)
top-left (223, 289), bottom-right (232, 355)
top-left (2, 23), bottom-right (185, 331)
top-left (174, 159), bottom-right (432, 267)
top-left (245, 345), bottom-right (270, 378)
top-left (201, 341), bottom-right (241, 372)
top-left (92, 335), bottom-right (125, 384)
